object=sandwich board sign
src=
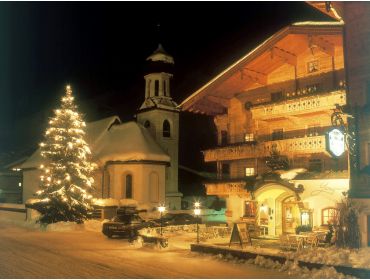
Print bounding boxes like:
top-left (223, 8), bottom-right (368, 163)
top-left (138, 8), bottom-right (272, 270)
top-left (229, 222), bottom-right (252, 248)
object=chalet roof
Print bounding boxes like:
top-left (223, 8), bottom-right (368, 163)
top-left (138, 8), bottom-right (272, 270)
top-left (20, 116), bottom-right (169, 169)
top-left (179, 21), bottom-right (343, 115)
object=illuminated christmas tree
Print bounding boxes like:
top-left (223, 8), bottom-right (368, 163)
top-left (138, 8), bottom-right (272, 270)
top-left (34, 85), bottom-right (96, 224)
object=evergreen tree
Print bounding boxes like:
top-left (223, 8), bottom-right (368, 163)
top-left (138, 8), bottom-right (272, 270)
top-left (34, 85), bottom-right (96, 224)
top-left (336, 192), bottom-right (362, 249)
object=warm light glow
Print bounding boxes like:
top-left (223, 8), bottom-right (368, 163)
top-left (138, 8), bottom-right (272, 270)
top-left (194, 202), bottom-right (201, 208)
top-left (327, 128), bottom-right (345, 157)
top-left (194, 208), bottom-right (201, 216)
top-left (158, 206), bottom-right (166, 213)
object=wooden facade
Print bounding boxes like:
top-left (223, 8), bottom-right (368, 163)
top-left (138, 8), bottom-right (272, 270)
top-left (181, 23), bottom-right (350, 236)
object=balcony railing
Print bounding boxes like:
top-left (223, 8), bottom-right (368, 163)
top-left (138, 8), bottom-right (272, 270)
top-left (251, 89), bottom-right (346, 120)
top-left (205, 181), bottom-right (250, 197)
top-left (203, 134), bottom-right (328, 162)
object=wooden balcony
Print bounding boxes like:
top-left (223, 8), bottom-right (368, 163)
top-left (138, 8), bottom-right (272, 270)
top-left (251, 89), bottom-right (346, 120)
top-left (205, 181), bottom-right (250, 197)
top-left (203, 135), bottom-right (327, 162)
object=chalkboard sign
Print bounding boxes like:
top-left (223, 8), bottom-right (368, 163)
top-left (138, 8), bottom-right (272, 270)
top-left (229, 222), bottom-right (252, 248)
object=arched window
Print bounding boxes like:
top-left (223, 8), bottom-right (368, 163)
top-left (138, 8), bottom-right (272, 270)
top-left (154, 80), bottom-right (159, 96)
top-left (163, 120), bottom-right (171, 137)
top-left (321, 207), bottom-right (338, 225)
top-left (125, 174), bottom-right (133, 199)
top-left (144, 120), bottom-right (150, 128)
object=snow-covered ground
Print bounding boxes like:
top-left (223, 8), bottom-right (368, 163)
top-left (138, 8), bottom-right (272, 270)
top-left (0, 219), bottom-right (287, 278)
top-left (0, 217), bottom-right (362, 278)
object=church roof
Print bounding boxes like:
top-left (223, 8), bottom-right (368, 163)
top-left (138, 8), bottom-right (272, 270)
top-left (20, 116), bottom-right (169, 169)
top-left (146, 44), bottom-right (174, 64)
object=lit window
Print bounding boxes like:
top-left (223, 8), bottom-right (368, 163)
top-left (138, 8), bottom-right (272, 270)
top-left (245, 167), bottom-right (255, 176)
top-left (245, 133), bottom-right (254, 142)
top-left (307, 60), bottom-right (319, 73)
top-left (321, 207), bottom-right (338, 225)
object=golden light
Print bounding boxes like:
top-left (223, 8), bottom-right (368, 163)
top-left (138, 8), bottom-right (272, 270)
top-left (194, 202), bottom-right (201, 208)
top-left (158, 205), bottom-right (166, 213)
top-left (194, 208), bottom-right (201, 216)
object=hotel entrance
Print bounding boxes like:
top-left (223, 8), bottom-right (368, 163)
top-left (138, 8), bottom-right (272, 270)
top-left (254, 183), bottom-right (302, 236)
top-left (282, 197), bottom-right (301, 234)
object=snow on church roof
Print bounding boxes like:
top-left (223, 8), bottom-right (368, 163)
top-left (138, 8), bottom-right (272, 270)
top-left (20, 116), bottom-right (169, 169)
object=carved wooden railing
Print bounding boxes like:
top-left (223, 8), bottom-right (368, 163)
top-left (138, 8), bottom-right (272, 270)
top-left (251, 89), bottom-right (346, 120)
top-left (203, 135), bottom-right (327, 162)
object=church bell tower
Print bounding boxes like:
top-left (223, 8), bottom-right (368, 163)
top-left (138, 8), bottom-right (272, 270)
top-left (136, 44), bottom-right (182, 210)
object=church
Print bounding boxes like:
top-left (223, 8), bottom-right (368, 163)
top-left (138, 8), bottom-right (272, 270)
top-left (18, 45), bottom-right (183, 211)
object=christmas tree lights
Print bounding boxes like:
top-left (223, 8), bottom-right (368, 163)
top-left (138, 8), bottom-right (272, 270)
top-left (34, 85), bottom-right (96, 224)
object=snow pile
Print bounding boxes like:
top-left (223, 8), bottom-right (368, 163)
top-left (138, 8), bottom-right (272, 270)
top-left (212, 254), bottom-right (354, 279)
top-left (120, 199), bottom-right (138, 207)
top-left (282, 247), bottom-right (370, 269)
top-left (83, 219), bottom-right (109, 232)
top-left (25, 198), bottom-right (42, 205)
top-left (45, 221), bottom-right (84, 232)
top-left (91, 198), bottom-right (119, 207)
top-left (278, 168), bottom-right (307, 180)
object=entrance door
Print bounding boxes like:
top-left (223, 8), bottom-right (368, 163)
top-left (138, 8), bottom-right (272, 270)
top-left (367, 215), bottom-right (370, 247)
top-left (282, 201), bottom-right (300, 234)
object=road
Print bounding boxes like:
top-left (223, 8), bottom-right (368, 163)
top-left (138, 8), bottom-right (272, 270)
top-left (0, 222), bottom-right (288, 278)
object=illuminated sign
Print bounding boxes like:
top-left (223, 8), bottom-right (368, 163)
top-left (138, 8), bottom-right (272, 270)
top-left (326, 128), bottom-right (345, 157)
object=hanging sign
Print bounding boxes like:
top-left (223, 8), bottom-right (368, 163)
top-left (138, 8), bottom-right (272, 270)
top-left (229, 222), bottom-right (252, 248)
top-left (326, 128), bottom-right (345, 157)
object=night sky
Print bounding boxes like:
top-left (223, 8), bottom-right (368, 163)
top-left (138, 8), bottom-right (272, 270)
top-left (0, 2), bottom-right (331, 193)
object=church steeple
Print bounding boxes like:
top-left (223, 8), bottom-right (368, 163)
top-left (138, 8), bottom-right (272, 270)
top-left (139, 44), bottom-right (178, 111)
top-left (136, 43), bottom-right (182, 210)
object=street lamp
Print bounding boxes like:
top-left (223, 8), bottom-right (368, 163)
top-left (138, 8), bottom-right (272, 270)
top-left (193, 203), bottom-right (201, 244)
top-left (158, 205), bottom-right (166, 236)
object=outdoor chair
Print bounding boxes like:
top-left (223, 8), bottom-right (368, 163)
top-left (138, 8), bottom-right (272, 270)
top-left (279, 234), bottom-right (291, 250)
top-left (287, 235), bottom-right (304, 251)
top-left (304, 234), bottom-right (318, 248)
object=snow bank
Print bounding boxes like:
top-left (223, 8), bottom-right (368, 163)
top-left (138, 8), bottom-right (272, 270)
top-left (283, 246), bottom-right (370, 269)
top-left (119, 199), bottom-right (138, 207)
top-left (210, 254), bottom-right (354, 279)
top-left (91, 198), bottom-right (119, 207)
top-left (45, 221), bottom-right (84, 232)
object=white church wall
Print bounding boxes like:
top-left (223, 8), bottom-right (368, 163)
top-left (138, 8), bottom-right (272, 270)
top-left (22, 169), bottom-right (41, 203)
top-left (106, 163), bottom-right (166, 209)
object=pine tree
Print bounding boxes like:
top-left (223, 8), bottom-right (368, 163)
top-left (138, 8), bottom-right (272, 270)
top-left (34, 85), bottom-right (96, 224)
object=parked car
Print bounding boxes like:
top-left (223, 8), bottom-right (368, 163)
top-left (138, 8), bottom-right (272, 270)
top-left (102, 207), bottom-right (155, 239)
top-left (154, 213), bottom-right (202, 226)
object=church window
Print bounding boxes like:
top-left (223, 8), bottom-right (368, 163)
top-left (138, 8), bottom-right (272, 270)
top-left (125, 174), bottom-right (133, 199)
top-left (144, 120), bottom-right (150, 128)
top-left (163, 120), bottom-right (171, 137)
top-left (155, 80), bottom-right (159, 96)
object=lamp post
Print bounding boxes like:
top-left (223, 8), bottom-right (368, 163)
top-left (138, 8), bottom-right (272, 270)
top-left (194, 202), bottom-right (201, 244)
top-left (158, 205), bottom-right (166, 236)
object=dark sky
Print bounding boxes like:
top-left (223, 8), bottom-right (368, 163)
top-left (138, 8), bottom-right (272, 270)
top-left (0, 2), bottom-right (331, 172)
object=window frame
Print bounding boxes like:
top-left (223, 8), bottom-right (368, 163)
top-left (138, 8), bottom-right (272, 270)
top-left (321, 207), bottom-right (338, 225)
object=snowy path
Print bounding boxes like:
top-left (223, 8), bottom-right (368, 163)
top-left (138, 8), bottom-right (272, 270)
top-left (0, 223), bottom-right (289, 278)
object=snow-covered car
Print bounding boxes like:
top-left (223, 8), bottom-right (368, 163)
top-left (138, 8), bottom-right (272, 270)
top-left (102, 213), bottom-right (155, 239)
top-left (154, 213), bottom-right (201, 226)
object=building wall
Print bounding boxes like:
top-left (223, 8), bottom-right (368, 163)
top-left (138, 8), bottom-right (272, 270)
top-left (137, 109), bottom-right (182, 209)
top-left (22, 169), bottom-right (41, 203)
top-left (104, 163), bottom-right (166, 208)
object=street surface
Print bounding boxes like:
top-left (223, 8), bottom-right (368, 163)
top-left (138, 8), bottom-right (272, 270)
top-left (0, 223), bottom-right (288, 278)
